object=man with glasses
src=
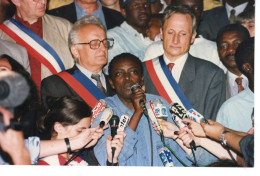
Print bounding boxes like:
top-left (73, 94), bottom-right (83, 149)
top-left (41, 16), bottom-right (115, 112)
top-left (0, 0), bottom-right (74, 94)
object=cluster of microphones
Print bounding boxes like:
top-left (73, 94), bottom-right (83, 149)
top-left (91, 83), bottom-right (208, 167)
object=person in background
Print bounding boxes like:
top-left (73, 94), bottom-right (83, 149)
top-left (47, 0), bottom-right (124, 30)
top-left (150, 0), bottom-right (163, 14)
top-left (236, 8), bottom-right (254, 37)
top-left (37, 96), bottom-right (125, 165)
top-left (105, 0), bottom-right (153, 72)
top-left (100, 0), bottom-right (121, 12)
top-left (198, 0), bottom-right (254, 41)
top-left (0, 0), bottom-right (74, 94)
top-left (145, 13), bottom-right (162, 41)
top-left (216, 37), bottom-right (254, 132)
top-left (216, 24), bottom-right (250, 99)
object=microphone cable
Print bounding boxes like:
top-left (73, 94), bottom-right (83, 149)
top-left (64, 139), bottom-right (93, 165)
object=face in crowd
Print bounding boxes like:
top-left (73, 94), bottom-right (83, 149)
top-left (161, 12), bottom-right (196, 61)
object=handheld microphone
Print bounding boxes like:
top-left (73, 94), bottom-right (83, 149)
top-left (130, 83), bottom-right (148, 116)
top-left (159, 147), bottom-right (174, 167)
top-left (146, 101), bottom-right (162, 133)
top-left (99, 107), bottom-right (113, 128)
top-left (153, 99), bottom-right (168, 130)
top-left (117, 113), bottom-right (130, 132)
top-left (109, 115), bottom-right (120, 162)
top-left (186, 108), bottom-right (208, 124)
top-left (169, 103), bottom-right (196, 150)
top-left (92, 99), bottom-right (106, 119)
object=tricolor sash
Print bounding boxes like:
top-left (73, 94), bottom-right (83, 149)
top-left (57, 69), bottom-right (106, 108)
top-left (145, 55), bottom-right (192, 110)
top-left (0, 18), bottom-right (65, 74)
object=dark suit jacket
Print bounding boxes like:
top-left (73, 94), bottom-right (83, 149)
top-left (47, 2), bottom-right (124, 30)
top-left (143, 55), bottom-right (226, 121)
top-left (198, 4), bottom-right (254, 41)
top-left (41, 65), bottom-right (115, 110)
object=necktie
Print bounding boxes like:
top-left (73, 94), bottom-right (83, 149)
top-left (230, 9), bottom-right (236, 24)
top-left (235, 77), bottom-right (244, 93)
top-left (168, 63), bottom-right (175, 72)
top-left (91, 74), bottom-right (106, 94)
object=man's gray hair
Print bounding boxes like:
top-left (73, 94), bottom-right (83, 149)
top-left (161, 5), bottom-right (197, 34)
top-left (68, 15), bottom-right (106, 48)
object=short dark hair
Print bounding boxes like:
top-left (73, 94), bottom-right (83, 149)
top-left (37, 96), bottom-right (92, 139)
top-left (216, 24), bottom-right (250, 46)
top-left (235, 37), bottom-right (254, 74)
top-left (108, 53), bottom-right (143, 79)
top-left (162, 5), bottom-right (197, 34)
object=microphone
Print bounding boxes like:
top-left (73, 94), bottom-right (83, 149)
top-left (146, 101), bottom-right (162, 133)
top-left (99, 107), bottom-right (113, 128)
top-left (130, 83), bottom-right (148, 116)
top-left (117, 113), bottom-right (130, 132)
top-left (186, 108), bottom-right (208, 124)
top-left (159, 147), bottom-right (174, 167)
top-left (153, 99), bottom-right (168, 130)
top-left (109, 115), bottom-right (120, 162)
top-left (0, 71), bottom-right (29, 108)
top-left (92, 99), bottom-right (106, 119)
top-left (169, 103), bottom-right (196, 150)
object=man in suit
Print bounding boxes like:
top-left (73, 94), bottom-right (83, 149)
top-left (41, 15), bottom-right (115, 110)
top-left (0, 0), bottom-right (74, 94)
top-left (198, 0), bottom-right (254, 41)
top-left (216, 24), bottom-right (250, 99)
top-left (47, 0), bottom-right (124, 30)
top-left (143, 5), bottom-right (226, 121)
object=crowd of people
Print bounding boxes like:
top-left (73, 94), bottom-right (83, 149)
top-left (0, 0), bottom-right (255, 168)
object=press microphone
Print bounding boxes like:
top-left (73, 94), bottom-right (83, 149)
top-left (99, 107), bottom-right (113, 128)
top-left (0, 71), bottom-right (29, 108)
top-left (92, 99), bottom-right (106, 119)
top-left (169, 103), bottom-right (196, 150)
top-left (130, 83), bottom-right (148, 116)
top-left (186, 108), bottom-right (208, 124)
top-left (153, 99), bottom-right (168, 130)
top-left (159, 147), bottom-right (174, 167)
top-left (109, 115), bottom-right (120, 162)
top-left (117, 113), bottom-right (130, 132)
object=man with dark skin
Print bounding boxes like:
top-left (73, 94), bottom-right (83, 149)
top-left (92, 53), bottom-right (193, 166)
top-left (216, 24), bottom-right (250, 98)
top-left (106, 0), bottom-right (153, 72)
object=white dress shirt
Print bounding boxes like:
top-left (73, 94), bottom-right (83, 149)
top-left (76, 63), bottom-right (107, 90)
top-left (226, 2), bottom-right (248, 18)
top-left (227, 70), bottom-right (248, 97)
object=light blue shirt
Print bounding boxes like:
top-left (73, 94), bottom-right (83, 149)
top-left (93, 94), bottom-right (193, 166)
top-left (106, 21), bottom-right (153, 73)
top-left (74, 0), bottom-right (106, 29)
top-left (216, 87), bottom-right (254, 132)
top-left (0, 136), bottom-right (40, 165)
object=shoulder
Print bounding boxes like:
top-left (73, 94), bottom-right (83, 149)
top-left (203, 6), bottom-right (225, 16)
top-left (43, 14), bottom-right (73, 28)
top-left (188, 55), bottom-right (222, 71)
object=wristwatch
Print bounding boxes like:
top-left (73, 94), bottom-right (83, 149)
top-left (219, 130), bottom-right (228, 146)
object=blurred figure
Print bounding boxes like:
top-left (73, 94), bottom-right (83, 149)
top-left (37, 96), bottom-right (125, 165)
top-left (236, 8), bottom-right (254, 37)
top-left (47, 0), bottom-right (124, 30)
top-left (203, 0), bottom-right (223, 11)
top-left (216, 24), bottom-right (250, 99)
top-left (216, 37), bottom-right (254, 132)
top-left (150, 0), bottom-right (163, 14)
top-left (100, 0), bottom-right (121, 12)
top-left (0, 106), bottom-right (31, 165)
top-left (145, 14), bottom-right (162, 41)
top-left (198, 0), bottom-right (254, 41)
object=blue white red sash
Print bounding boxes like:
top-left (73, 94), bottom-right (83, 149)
top-left (0, 18), bottom-right (65, 74)
top-left (145, 55), bottom-right (192, 110)
top-left (57, 68), bottom-right (106, 108)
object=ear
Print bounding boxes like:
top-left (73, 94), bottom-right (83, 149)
top-left (160, 28), bottom-right (163, 40)
top-left (242, 63), bottom-right (253, 74)
top-left (11, 0), bottom-right (20, 6)
top-left (121, 8), bottom-right (126, 18)
top-left (70, 46), bottom-right (80, 60)
top-left (109, 79), bottom-right (115, 89)
top-left (54, 122), bottom-right (66, 135)
top-left (191, 32), bottom-right (197, 44)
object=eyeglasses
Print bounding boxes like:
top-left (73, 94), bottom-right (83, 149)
top-left (75, 38), bottom-right (114, 49)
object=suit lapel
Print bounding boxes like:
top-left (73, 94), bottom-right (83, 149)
top-left (179, 55), bottom-right (195, 93)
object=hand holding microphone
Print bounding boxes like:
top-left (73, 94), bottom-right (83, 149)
top-left (130, 83), bottom-right (147, 116)
top-left (108, 115), bottom-right (120, 164)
